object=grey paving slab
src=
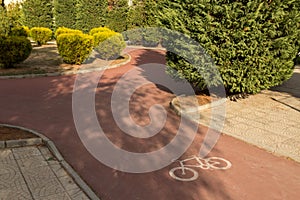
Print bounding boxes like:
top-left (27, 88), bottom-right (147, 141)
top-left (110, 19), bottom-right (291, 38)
top-left (0, 146), bottom-right (90, 200)
top-left (187, 66), bottom-right (300, 162)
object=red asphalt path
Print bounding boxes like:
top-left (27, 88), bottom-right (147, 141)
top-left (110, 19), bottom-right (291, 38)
top-left (0, 49), bottom-right (299, 200)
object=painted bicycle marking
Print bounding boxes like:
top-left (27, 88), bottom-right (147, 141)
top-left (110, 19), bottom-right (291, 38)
top-left (169, 156), bottom-right (232, 181)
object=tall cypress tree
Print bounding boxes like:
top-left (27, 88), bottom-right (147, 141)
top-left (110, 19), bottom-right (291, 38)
top-left (22, 0), bottom-right (53, 29)
top-left (106, 0), bottom-right (129, 32)
top-left (76, 0), bottom-right (107, 33)
top-left (53, 0), bottom-right (77, 30)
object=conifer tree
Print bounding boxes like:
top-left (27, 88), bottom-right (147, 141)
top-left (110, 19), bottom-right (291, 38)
top-left (53, 0), bottom-right (77, 30)
top-left (22, 0), bottom-right (53, 29)
top-left (158, 0), bottom-right (300, 94)
top-left (76, 0), bottom-right (107, 33)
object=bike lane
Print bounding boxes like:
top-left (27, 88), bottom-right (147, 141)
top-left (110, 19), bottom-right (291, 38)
top-left (0, 49), bottom-right (299, 200)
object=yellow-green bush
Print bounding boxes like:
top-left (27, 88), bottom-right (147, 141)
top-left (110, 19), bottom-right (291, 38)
top-left (55, 27), bottom-right (83, 38)
top-left (89, 27), bottom-right (111, 36)
top-left (94, 33), bottom-right (126, 60)
top-left (23, 26), bottom-right (30, 37)
top-left (56, 33), bottom-right (93, 64)
top-left (0, 35), bottom-right (32, 68)
top-left (30, 27), bottom-right (52, 46)
top-left (92, 31), bottom-right (116, 47)
top-left (10, 26), bottom-right (29, 37)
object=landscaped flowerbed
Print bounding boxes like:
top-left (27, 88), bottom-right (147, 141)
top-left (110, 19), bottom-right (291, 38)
top-left (0, 43), bottom-right (129, 77)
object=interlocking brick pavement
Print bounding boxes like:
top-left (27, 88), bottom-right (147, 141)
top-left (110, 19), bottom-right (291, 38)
top-left (0, 146), bottom-right (90, 200)
top-left (192, 66), bottom-right (300, 162)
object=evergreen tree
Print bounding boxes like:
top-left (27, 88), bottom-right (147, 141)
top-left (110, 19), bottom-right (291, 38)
top-left (76, 0), bottom-right (107, 33)
top-left (157, 0), bottom-right (300, 94)
top-left (106, 0), bottom-right (129, 32)
top-left (53, 0), bottom-right (77, 30)
top-left (22, 0), bottom-right (53, 29)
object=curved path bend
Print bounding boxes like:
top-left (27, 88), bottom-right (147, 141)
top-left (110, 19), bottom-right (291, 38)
top-left (0, 49), bottom-right (299, 200)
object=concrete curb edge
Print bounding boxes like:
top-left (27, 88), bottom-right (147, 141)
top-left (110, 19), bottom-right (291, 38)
top-left (170, 96), bottom-right (227, 115)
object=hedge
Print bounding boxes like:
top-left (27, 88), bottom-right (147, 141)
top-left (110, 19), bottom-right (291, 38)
top-left (0, 35), bottom-right (32, 68)
top-left (158, 0), bottom-right (300, 94)
top-left (56, 33), bottom-right (94, 64)
top-left (53, 0), bottom-right (77, 30)
top-left (22, 0), bottom-right (53, 29)
top-left (76, 0), bottom-right (106, 33)
top-left (30, 27), bottom-right (53, 46)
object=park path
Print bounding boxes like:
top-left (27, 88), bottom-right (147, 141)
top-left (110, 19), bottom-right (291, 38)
top-left (0, 49), bottom-right (299, 200)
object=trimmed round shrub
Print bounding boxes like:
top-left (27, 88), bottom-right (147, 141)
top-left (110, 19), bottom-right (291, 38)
top-left (10, 26), bottom-right (29, 37)
top-left (89, 27), bottom-right (111, 36)
top-left (55, 27), bottom-right (83, 38)
top-left (56, 33), bottom-right (94, 64)
top-left (158, 0), bottom-right (300, 94)
top-left (0, 35), bottom-right (32, 68)
top-left (30, 27), bottom-right (53, 46)
top-left (94, 33), bottom-right (126, 60)
top-left (23, 26), bottom-right (31, 37)
top-left (92, 30), bottom-right (116, 47)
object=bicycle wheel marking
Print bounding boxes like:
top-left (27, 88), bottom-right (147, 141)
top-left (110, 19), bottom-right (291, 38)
top-left (169, 156), bottom-right (232, 182)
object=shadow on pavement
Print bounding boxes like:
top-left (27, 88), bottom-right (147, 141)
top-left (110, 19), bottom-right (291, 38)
top-left (270, 66), bottom-right (300, 98)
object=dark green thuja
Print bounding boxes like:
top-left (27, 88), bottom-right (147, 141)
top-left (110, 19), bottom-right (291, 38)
top-left (157, 0), bottom-right (300, 94)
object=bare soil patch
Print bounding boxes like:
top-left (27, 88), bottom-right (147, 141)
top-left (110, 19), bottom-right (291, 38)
top-left (0, 43), bottom-right (129, 76)
top-left (0, 126), bottom-right (38, 141)
top-left (172, 94), bottom-right (220, 110)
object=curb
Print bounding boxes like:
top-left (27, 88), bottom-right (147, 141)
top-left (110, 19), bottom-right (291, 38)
top-left (0, 124), bottom-right (100, 200)
top-left (0, 53), bottom-right (132, 80)
top-left (6, 138), bottom-right (43, 148)
top-left (170, 96), bottom-right (227, 116)
top-left (126, 45), bottom-right (166, 51)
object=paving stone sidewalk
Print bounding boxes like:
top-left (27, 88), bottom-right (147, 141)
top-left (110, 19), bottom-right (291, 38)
top-left (193, 66), bottom-right (300, 162)
top-left (0, 146), bottom-right (90, 200)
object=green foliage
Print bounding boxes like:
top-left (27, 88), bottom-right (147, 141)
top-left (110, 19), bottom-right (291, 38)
top-left (0, 35), bottom-right (32, 68)
top-left (89, 27), bottom-right (112, 36)
top-left (142, 28), bottom-right (160, 47)
top-left (10, 26), bottom-right (29, 37)
top-left (94, 33), bottom-right (126, 60)
top-left (125, 28), bottom-right (143, 45)
top-left (0, 3), bottom-right (23, 36)
top-left (6, 2), bottom-right (23, 27)
top-left (23, 26), bottom-right (30, 36)
top-left (76, 0), bottom-right (106, 33)
top-left (158, 0), bottom-right (300, 94)
top-left (0, 6), bottom-right (9, 35)
top-left (106, 0), bottom-right (129, 32)
top-left (55, 27), bottom-right (82, 38)
top-left (56, 33), bottom-right (94, 64)
top-left (92, 30), bottom-right (116, 47)
top-left (30, 27), bottom-right (53, 46)
top-left (22, 0), bottom-right (53, 29)
top-left (105, 0), bottom-right (158, 33)
top-left (127, 0), bottom-right (158, 29)
top-left (53, 0), bottom-right (77, 30)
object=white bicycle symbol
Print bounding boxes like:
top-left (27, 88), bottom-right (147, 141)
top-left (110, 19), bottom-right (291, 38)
top-left (169, 156), bottom-right (232, 181)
